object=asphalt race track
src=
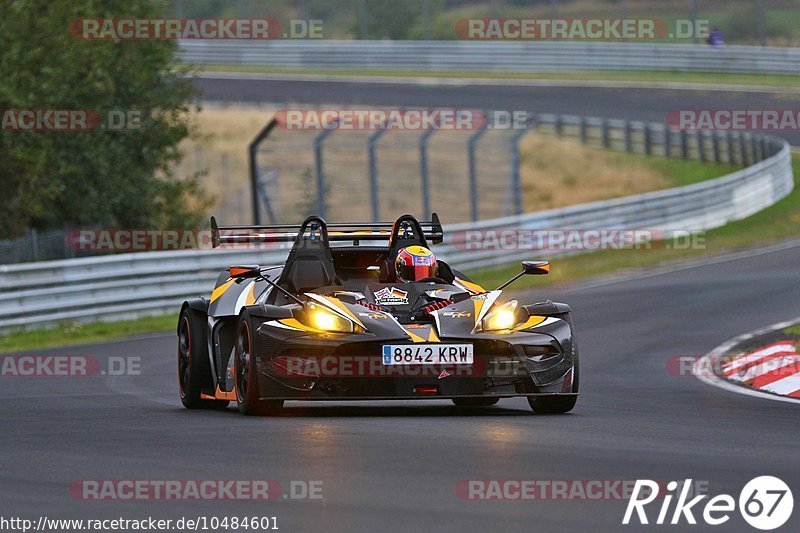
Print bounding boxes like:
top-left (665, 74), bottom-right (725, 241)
top-left (2, 78), bottom-right (799, 532)
top-left (193, 75), bottom-right (800, 145)
top-left (3, 241), bottom-right (800, 532)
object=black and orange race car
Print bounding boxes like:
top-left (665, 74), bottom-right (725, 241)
top-left (177, 214), bottom-right (578, 415)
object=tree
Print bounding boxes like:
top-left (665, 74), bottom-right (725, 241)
top-left (0, 0), bottom-right (208, 238)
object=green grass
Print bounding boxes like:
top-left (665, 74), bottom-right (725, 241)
top-left (471, 153), bottom-right (800, 291)
top-left (196, 65), bottom-right (800, 90)
top-left (0, 314), bottom-right (177, 353)
top-left (620, 152), bottom-right (739, 187)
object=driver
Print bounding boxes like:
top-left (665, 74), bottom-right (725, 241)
top-left (395, 245), bottom-right (437, 282)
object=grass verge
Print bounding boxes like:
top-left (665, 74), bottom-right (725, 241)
top-left (0, 314), bottom-right (176, 353)
top-left (196, 66), bottom-right (800, 91)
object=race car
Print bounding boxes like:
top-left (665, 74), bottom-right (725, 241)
top-left (177, 213), bottom-right (578, 415)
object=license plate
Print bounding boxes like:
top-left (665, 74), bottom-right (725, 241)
top-left (382, 344), bottom-right (473, 365)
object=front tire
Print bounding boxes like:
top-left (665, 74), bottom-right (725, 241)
top-left (527, 394), bottom-right (577, 414)
top-left (235, 311), bottom-right (283, 416)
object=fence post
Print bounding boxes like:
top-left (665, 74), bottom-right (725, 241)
top-left (554, 114), bottom-right (563, 137)
top-left (644, 123), bottom-right (652, 155)
top-left (624, 120), bottom-right (632, 152)
top-left (367, 128), bottom-right (386, 222)
top-left (740, 133), bottom-right (751, 166)
top-left (467, 123), bottom-right (488, 222)
top-left (698, 131), bottom-right (707, 162)
top-left (712, 132), bottom-right (721, 163)
top-left (314, 127), bottom-right (336, 219)
top-left (664, 126), bottom-right (672, 158)
top-left (248, 118), bottom-right (278, 224)
top-left (419, 128), bottom-right (437, 220)
top-left (508, 118), bottom-right (531, 216)
top-left (727, 131), bottom-right (736, 164)
top-left (602, 118), bottom-right (610, 148)
top-left (30, 228), bottom-right (38, 262)
top-left (579, 116), bottom-right (587, 145)
top-left (680, 129), bottom-right (689, 160)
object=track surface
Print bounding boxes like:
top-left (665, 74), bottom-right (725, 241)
top-left (2, 243), bottom-right (800, 532)
top-left (2, 79), bottom-right (799, 532)
top-left (193, 76), bottom-right (800, 145)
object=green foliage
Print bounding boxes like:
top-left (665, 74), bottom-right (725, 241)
top-left (0, 0), bottom-right (208, 237)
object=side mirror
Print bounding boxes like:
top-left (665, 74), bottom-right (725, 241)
top-left (496, 261), bottom-right (551, 290)
top-left (229, 264), bottom-right (261, 279)
top-left (522, 261), bottom-right (550, 275)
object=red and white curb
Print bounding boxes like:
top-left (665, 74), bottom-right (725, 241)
top-left (694, 317), bottom-right (800, 404)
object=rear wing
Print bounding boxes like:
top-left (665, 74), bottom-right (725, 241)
top-left (211, 213), bottom-right (444, 248)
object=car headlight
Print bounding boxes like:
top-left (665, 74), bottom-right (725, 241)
top-left (478, 300), bottom-right (519, 332)
top-left (301, 303), bottom-right (363, 334)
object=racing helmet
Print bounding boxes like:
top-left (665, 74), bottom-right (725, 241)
top-left (395, 245), bottom-right (437, 282)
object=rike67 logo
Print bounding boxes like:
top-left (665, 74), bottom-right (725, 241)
top-left (623, 477), bottom-right (793, 530)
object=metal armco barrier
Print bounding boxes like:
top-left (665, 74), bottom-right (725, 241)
top-left (178, 40), bottom-right (800, 75)
top-left (0, 114), bottom-right (792, 331)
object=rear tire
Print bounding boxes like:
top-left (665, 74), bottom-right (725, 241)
top-left (452, 397), bottom-right (499, 407)
top-left (235, 311), bottom-right (284, 416)
top-left (177, 307), bottom-right (228, 410)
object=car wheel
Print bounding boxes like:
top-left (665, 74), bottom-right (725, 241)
top-left (527, 394), bottom-right (577, 414)
top-left (234, 311), bottom-right (284, 416)
top-left (528, 358), bottom-right (579, 414)
top-left (452, 397), bottom-right (500, 407)
top-left (177, 306), bottom-right (228, 410)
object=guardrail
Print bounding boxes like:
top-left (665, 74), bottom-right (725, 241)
top-left (179, 40), bottom-right (800, 75)
top-left (0, 114), bottom-right (792, 331)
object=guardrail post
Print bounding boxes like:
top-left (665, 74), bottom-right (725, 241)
top-left (624, 120), bottom-right (632, 152)
top-left (761, 137), bottom-right (770, 160)
top-left (712, 132), bottom-right (721, 163)
top-left (467, 123), bottom-right (488, 222)
top-left (554, 115), bottom-right (563, 137)
top-left (644, 123), bottom-right (652, 156)
top-left (602, 119), bottom-right (610, 148)
top-left (367, 128), bottom-right (386, 222)
top-left (314, 127), bottom-right (335, 219)
top-left (419, 128), bottom-right (437, 220)
top-left (680, 129), bottom-right (689, 160)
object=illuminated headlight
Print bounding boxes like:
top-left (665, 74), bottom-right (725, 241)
top-left (478, 300), bottom-right (519, 332)
top-left (302, 303), bottom-right (363, 334)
